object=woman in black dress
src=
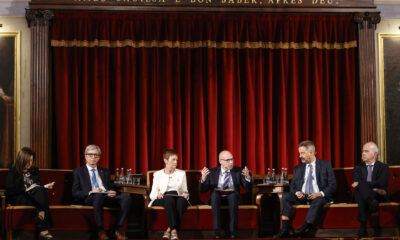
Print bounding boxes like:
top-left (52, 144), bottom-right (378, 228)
top-left (6, 147), bottom-right (56, 240)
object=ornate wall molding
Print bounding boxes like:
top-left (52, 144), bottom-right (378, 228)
top-left (353, 12), bottom-right (381, 29)
top-left (26, 9), bottom-right (54, 168)
top-left (26, 9), bottom-right (54, 27)
top-left (354, 12), bottom-right (381, 146)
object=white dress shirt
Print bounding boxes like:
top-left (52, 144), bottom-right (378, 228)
top-left (218, 168), bottom-right (234, 190)
top-left (301, 160), bottom-right (324, 196)
top-left (86, 164), bottom-right (106, 193)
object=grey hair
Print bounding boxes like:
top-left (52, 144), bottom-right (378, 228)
top-left (85, 144), bottom-right (102, 155)
top-left (298, 140), bottom-right (315, 151)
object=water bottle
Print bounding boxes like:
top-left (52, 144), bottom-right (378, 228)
top-left (120, 168), bottom-right (125, 184)
top-left (115, 168), bottom-right (120, 184)
top-left (265, 168), bottom-right (271, 184)
top-left (280, 168), bottom-right (285, 184)
top-left (283, 168), bottom-right (289, 184)
top-left (126, 168), bottom-right (132, 184)
top-left (271, 168), bottom-right (276, 184)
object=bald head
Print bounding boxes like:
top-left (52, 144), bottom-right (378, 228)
top-left (219, 150), bottom-right (234, 170)
top-left (362, 142), bottom-right (379, 164)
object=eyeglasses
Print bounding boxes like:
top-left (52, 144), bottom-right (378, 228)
top-left (220, 158), bottom-right (234, 162)
top-left (86, 153), bottom-right (101, 158)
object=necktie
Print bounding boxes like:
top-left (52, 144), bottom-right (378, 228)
top-left (304, 164), bottom-right (314, 195)
top-left (367, 165), bottom-right (373, 182)
top-left (222, 171), bottom-right (230, 190)
top-left (91, 168), bottom-right (99, 188)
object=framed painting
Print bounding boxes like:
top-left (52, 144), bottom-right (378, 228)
top-left (378, 34), bottom-right (400, 165)
top-left (0, 32), bottom-right (20, 168)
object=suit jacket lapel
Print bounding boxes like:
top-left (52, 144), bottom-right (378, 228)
top-left (214, 166), bottom-right (222, 185)
top-left (98, 167), bottom-right (105, 181)
top-left (299, 164), bottom-right (306, 186)
top-left (315, 159), bottom-right (321, 186)
top-left (361, 164), bottom-right (368, 181)
top-left (232, 168), bottom-right (239, 186)
top-left (371, 161), bottom-right (379, 182)
top-left (83, 166), bottom-right (92, 191)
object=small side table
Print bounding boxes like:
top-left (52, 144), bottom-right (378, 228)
top-left (255, 183), bottom-right (289, 236)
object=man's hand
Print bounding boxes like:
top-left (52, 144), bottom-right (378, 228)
top-left (91, 188), bottom-right (102, 193)
top-left (242, 166), bottom-right (250, 179)
top-left (107, 190), bottom-right (117, 198)
top-left (157, 193), bottom-right (164, 199)
top-left (25, 184), bottom-right (38, 192)
top-left (44, 182), bottom-right (55, 189)
top-left (296, 191), bottom-right (306, 199)
top-left (375, 188), bottom-right (387, 196)
top-left (308, 192), bottom-right (323, 200)
top-left (182, 192), bottom-right (189, 199)
top-left (201, 167), bottom-right (210, 181)
top-left (352, 182), bottom-right (359, 188)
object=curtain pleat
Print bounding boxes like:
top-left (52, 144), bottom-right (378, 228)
top-left (52, 12), bottom-right (357, 173)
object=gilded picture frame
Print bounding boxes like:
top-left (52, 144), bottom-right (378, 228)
top-left (378, 34), bottom-right (400, 166)
top-left (0, 32), bottom-right (20, 168)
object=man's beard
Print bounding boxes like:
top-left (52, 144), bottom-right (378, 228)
top-left (300, 158), bottom-right (306, 163)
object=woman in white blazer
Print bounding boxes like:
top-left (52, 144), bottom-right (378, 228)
top-left (149, 149), bottom-right (189, 240)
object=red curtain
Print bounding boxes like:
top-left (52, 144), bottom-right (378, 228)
top-left (52, 12), bottom-right (357, 173)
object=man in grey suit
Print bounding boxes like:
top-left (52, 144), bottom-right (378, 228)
top-left (274, 140), bottom-right (336, 238)
top-left (352, 142), bottom-right (389, 237)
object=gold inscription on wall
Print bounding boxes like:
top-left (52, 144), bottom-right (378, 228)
top-left (72, 0), bottom-right (340, 6)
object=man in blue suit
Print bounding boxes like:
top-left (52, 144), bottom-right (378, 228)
top-left (352, 142), bottom-right (389, 237)
top-left (72, 145), bottom-right (131, 240)
top-left (199, 150), bottom-right (252, 239)
top-left (274, 140), bottom-right (336, 238)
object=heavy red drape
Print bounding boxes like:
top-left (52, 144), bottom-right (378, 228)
top-left (52, 12), bottom-right (357, 173)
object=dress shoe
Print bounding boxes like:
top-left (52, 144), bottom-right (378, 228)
top-left (162, 230), bottom-right (171, 239)
top-left (97, 231), bottom-right (110, 240)
top-left (114, 230), bottom-right (127, 240)
top-left (294, 223), bottom-right (312, 238)
top-left (229, 233), bottom-right (237, 239)
top-left (369, 199), bottom-right (379, 213)
top-left (357, 228), bottom-right (368, 237)
top-left (214, 234), bottom-right (221, 239)
top-left (171, 232), bottom-right (179, 240)
top-left (39, 233), bottom-right (56, 240)
top-left (273, 229), bottom-right (290, 238)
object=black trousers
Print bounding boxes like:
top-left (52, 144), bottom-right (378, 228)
top-left (281, 192), bottom-right (327, 225)
top-left (354, 181), bottom-right (386, 223)
top-left (152, 191), bottom-right (189, 230)
top-left (84, 193), bottom-right (132, 231)
top-left (210, 191), bottom-right (240, 234)
top-left (16, 186), bottom-right (53, 232)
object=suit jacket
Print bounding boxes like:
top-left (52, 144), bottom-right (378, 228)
top-left (72, 165), bottom-right (116, 203)
top-left (199, 166), bottom-right (252, 194)
top-left (353, 160), bottom-right (389, 190)
top-left (5, 166), bottom-right (41, 205)
top-left (148, 168), bottom-right (188, 206)
top-left (290, 159), bottom-right (336, 201)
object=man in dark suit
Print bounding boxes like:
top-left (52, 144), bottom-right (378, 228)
top-left (352, 142), bottom-right (389, 237)
top-left (72, 145), bottom-right (131, 240)
top-left (274, 140), bottom-right (336, 238)
top-left (199, 150), bottom-right (252, 239)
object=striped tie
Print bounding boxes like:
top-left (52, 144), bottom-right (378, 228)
top-left (222, 171), bottom-right (230, 190)
top-left (304, 164), bottom-right (314, 195)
